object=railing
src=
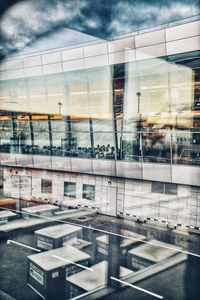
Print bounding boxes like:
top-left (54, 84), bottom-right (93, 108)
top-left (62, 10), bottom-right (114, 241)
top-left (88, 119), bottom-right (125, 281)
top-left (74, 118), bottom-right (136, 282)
top-left (0, 130), bottom-right (199, 166)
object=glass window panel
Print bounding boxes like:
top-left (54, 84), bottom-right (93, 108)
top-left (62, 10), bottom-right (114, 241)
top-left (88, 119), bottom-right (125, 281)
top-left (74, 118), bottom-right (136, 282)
top-left (82, 184), bottom-right (95, 200)
top-left (143, 131), bottom-right (171, 163)
top-left (0, 119), bottom-right (12, 152)
top-left (93, 133), bottom-right (115, 159)
top-left (92, 120), bottom-right (113, 132)
top-left (151, 182), bottom-right (164, 193)
top-left (41, 179), bottom-right (52, 193)
top-left (165, 183), bottom-right (177, 195)
top-left (121, 132), bottom-right (141, 161)
top-left (64, 182), bottom-right (76, 198)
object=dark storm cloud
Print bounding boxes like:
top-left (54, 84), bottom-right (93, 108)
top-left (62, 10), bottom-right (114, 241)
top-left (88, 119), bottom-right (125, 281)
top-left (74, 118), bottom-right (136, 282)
top-left (0, 0), bottom-right (199, 58)
top-left (108, 0), bottom-right (200, 36)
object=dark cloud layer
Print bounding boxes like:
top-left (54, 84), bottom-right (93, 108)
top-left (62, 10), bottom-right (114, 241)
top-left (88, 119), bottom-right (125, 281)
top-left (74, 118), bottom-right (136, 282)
top-left (0, 0), bottom-right (199, 58)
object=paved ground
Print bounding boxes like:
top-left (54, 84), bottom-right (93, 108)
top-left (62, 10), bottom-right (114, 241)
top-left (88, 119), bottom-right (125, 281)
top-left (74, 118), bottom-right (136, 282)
top-left (0, 209), bottom-right (199, 300)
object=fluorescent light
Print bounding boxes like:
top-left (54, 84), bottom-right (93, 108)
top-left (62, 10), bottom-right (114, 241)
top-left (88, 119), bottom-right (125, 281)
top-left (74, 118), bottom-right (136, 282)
top-left (30, 94), bottom-right (45, 98)
top-left (48, 93), bottom-right (63, 96)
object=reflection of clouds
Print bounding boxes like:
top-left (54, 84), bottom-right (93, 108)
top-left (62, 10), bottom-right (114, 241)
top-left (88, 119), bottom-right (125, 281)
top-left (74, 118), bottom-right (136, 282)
top-left (0, 0), bottom-right (88, 55)
top-left (109, 0), bottom-right (199, 36)
top-left (20, 28), bottom-right (98, 55)
top-left (0, 0), bottom-right (199, 57)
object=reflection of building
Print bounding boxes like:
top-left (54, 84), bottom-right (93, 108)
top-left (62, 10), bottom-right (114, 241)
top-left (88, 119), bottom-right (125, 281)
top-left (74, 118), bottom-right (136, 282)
top-left (0, 19), bottom-right (200, 228)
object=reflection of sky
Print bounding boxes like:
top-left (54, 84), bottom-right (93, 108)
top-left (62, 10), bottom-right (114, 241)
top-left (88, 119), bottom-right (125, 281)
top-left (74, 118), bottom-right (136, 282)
top-left (123, 56), bottom-right (193, 126)
top-left (0, 67), bottom-right (113, 119)
top-left (0, 0), bottom-right (199, 57)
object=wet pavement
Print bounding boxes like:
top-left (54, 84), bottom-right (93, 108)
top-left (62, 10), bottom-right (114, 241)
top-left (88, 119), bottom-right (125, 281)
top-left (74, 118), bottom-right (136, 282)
top-left (0, 207), bottom-right (200, 300)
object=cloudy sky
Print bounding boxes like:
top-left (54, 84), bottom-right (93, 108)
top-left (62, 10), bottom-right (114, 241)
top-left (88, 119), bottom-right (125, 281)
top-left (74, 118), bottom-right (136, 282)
top-left (0, 0), bottom-right (199, 58)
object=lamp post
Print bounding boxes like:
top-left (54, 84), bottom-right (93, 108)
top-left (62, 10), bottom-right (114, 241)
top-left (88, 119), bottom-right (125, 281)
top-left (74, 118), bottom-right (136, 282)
top-left (136, 92), bottom-right (142, 160)
top-left (58, 101), bottom-right (63, 115)
top-left (136, 91), bottom-right (141, 117)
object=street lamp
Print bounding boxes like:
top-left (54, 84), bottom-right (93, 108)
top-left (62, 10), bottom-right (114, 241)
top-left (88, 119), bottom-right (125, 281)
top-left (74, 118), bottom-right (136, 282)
top-left (58, 101), bottom-right (63, 115)
top-left (136, 91), bottom-right (141, 116)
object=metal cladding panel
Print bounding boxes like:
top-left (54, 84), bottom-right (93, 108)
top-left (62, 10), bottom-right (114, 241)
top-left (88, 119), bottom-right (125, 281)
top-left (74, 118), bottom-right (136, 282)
top-left (108, 36), bottom-right (135, 53)
top-left (84, 54), bottom-right (109, 68)
top-left (166, 21), bottom-right (200, 41)
top-left (136, 43), bottom-right (166, 60)
top-left (15, 154), bottom-right (34, 168)
top-left (71, 158), bottom-right (93, 174)
top-left (92, 159), bottom-right (116, 176)
top-left (84, 42), bottom-right (108, 57)
top-left (51, 156), bottom-right (71, 172)
top-left (0, 153), bottom-right (16, 166)
top-left (62, 59), bottom-right (85, 71)
top-left (116, 161), bottom-right (142, 179)
top-left (135, 29), bottom-right (165, 48)
top-left (32, 155), bottom-right (52, 170)
top-left (24, 66), bottom-right (43, 77)
top-left (172, 165), bottom-right (200, 186)
top-left (166, 36), bottom-right (200, 56)
top-left (143, 163), bottom-right (172, 182)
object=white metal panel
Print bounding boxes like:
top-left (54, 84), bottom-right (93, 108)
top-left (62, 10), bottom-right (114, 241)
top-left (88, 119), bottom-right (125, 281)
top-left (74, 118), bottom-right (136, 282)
top-left (166, 21), bottom-right (200, 41)
top-left (71, 157), bottom-right (93, 174)
top-left (23, 55), bottom-right (41, 67)
top-left (15, 154), bottom-right (34, 168)
top-left (42, 52), bottom-right (61, 64)
top-left (84, 42), bottom-right (108, 57)
top-left (84, 54), bottom-right (109, 68)
top-left (63, 59), bottom-right (85, 71)
top-left (109, 51), bottom-right (125, 65)
top-left (33, 155), bottom-right (52, 169)
top-left (51, 156), bottom-right (71, 172)
top-left (108, 36), bottom-right (135, 53)
top-left (0, 71), bottom-right (7, 80)
top-left (135, 29), bottom-right (165, 48)
top-left (6, 58), bottom-right (23, 70)
top-left (92, 159), bottom-right (116, 176)
top-left (136, 43), bottom-right (166, 60)
top-left (116, 161), bottom-right (142, 179)
top-left (0, 61), bottom-right (6, 71)
top-left (6, 69), bottom-right (24, 79)
top-left (172, 165), bottom-right (200, 186)
top-left (166, 36), bottom-right (200, 55)
top-left (42, 62), bottom-right (62, 74)
top-left (62, 47), bottom-right (84, 61)
top-left (24, 66), bottom-right (43, 77)
top-left (143, 163), bottom-right (172, 182)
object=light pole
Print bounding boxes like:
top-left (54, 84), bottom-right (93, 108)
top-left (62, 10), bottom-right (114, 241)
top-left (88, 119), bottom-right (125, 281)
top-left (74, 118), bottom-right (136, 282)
top-left (136, 91), bottom-right (141, 117)
top-left (58, 101), bottom-right (63, 115)
top-left (136, 92), bottom-right (142, 160)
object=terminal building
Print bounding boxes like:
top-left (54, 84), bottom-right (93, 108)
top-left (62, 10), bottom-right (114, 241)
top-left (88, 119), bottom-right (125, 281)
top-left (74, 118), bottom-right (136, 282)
top-left (0, 17), bottom-right (200, 228)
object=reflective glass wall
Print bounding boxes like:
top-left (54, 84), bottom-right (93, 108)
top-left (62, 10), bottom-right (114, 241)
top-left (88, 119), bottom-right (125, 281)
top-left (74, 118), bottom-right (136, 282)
top-left (0, 51), bottom-right (199, 165)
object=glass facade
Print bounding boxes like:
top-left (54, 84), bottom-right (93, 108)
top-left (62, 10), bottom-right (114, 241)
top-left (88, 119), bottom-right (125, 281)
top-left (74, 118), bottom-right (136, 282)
top-left (0, 50), bottom-right (199, 166)
top-left (64, 182), bottom-right (76, 198)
